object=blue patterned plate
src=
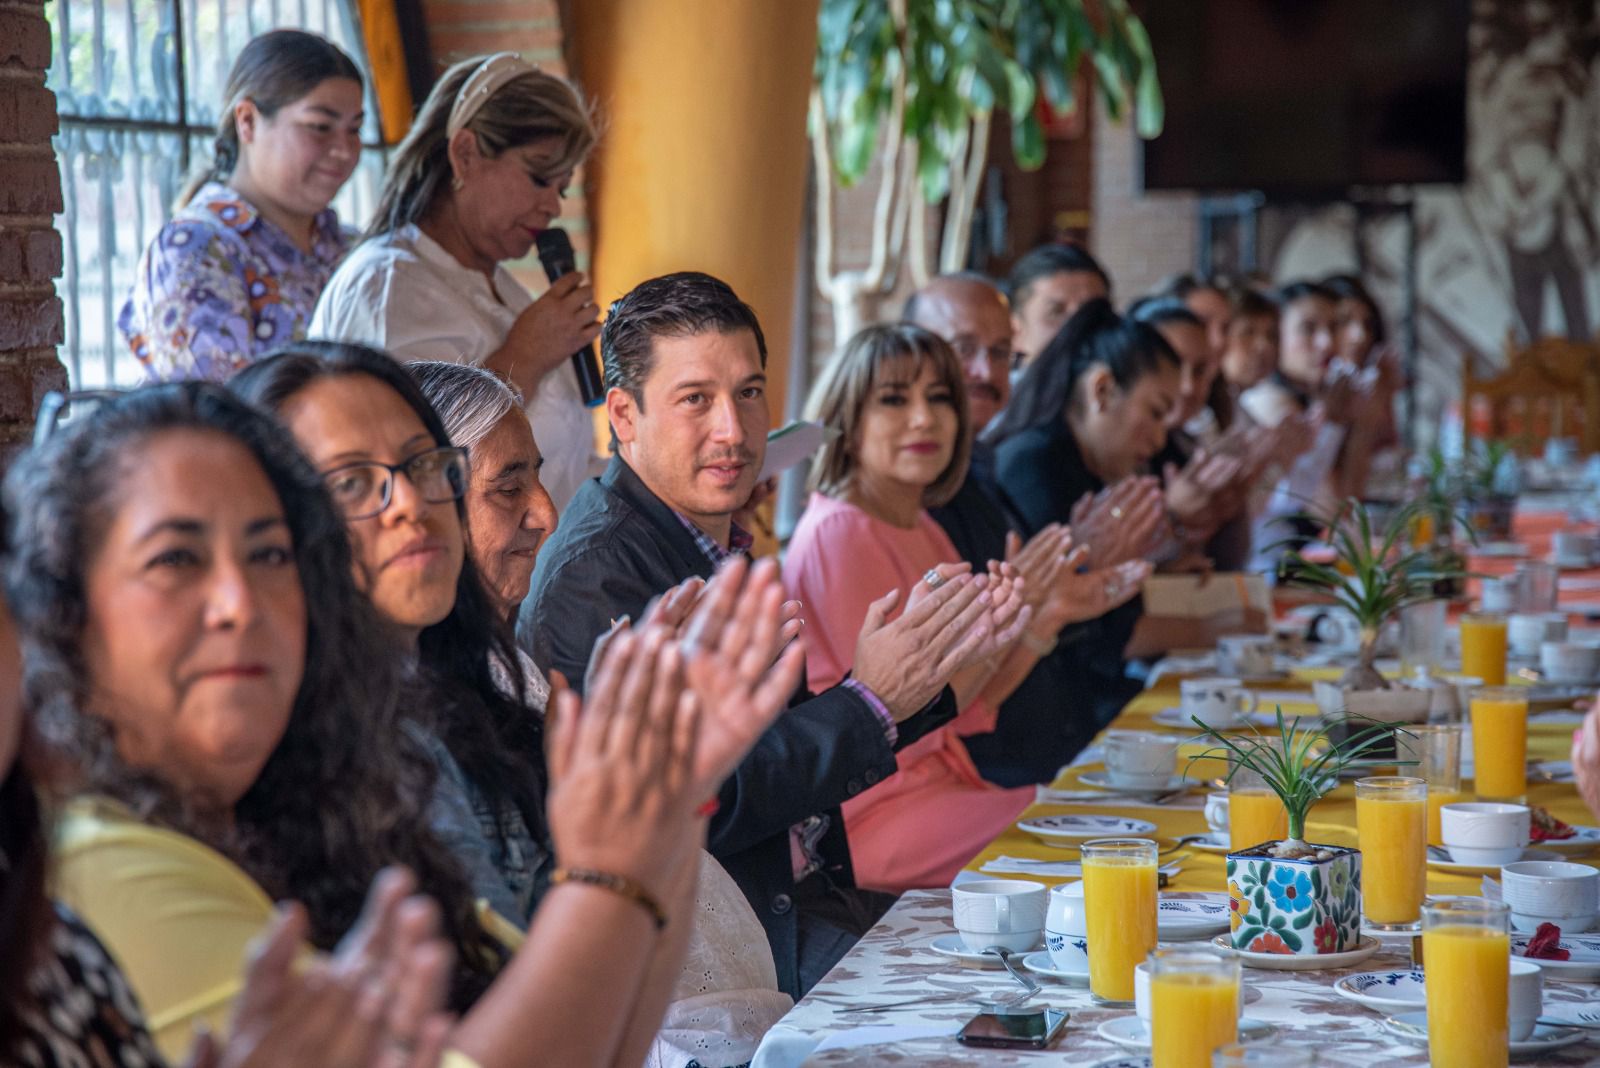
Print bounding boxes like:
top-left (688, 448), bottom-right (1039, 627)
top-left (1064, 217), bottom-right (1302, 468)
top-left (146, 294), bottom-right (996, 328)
top-left (1017, 813), bottom-right (1158, 846)
top-left (1382, 1011), bottom-right (1584, 1055)
top-left (1333, 969), bottom-right (1427, 1013)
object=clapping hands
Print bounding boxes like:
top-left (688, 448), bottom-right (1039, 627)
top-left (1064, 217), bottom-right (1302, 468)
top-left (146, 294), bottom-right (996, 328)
top-left (1070, 476), bottom-right (1166, 569)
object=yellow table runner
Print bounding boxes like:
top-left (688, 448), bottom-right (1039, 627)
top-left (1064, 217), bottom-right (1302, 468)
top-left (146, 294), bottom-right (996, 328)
top-left (964, 670), bottom-right (1593, 897)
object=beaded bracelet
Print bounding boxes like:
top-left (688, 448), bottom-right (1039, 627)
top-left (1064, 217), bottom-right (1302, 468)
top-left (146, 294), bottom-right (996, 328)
top-left (551, 867), bottom-right (668, 930)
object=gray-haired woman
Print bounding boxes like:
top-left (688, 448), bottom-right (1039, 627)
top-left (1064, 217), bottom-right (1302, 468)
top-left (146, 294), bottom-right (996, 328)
top-left (311, 53), bottom-right (602, 510)
top-left (411, 361), bottom-right (557, 622)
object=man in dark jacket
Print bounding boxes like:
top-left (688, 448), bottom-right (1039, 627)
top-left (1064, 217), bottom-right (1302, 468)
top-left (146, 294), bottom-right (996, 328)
top-left (520, 271), bottom-right (997, 997)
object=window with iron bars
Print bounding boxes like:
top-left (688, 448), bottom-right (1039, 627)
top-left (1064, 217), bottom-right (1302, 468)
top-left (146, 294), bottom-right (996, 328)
top-left (47, 0), bottom-right (389, 387)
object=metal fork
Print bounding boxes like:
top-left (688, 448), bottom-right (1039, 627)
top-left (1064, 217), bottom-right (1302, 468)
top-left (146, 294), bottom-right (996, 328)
top-left (984, 947), bottom-right (1040, 1006)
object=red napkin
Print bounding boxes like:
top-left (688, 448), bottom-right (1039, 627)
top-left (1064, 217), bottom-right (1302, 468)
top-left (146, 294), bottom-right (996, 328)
top-left (1524, 923), bottom-right (1571, 961)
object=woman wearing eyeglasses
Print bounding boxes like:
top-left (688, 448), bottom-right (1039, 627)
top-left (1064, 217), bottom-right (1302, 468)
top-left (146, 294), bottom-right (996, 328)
top-left (119, 30), bottom-right (366, 383)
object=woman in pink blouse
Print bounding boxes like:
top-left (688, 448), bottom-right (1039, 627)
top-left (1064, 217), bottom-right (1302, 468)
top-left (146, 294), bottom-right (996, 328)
top-left (786, 323), bottom-right (1097, 893)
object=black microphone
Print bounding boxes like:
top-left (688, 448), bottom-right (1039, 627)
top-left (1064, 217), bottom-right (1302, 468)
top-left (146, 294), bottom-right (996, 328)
top-left (534, 227), bottom-right (605, 407)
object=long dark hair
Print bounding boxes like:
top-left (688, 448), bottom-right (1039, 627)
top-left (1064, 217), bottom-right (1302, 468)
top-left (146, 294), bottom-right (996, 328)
top-left (0, 500), bottom-right (52, 1060)
top-left (177, 30), bottom-right (363, 208)
top-left (988, 297), bottom-right (1178, 444)
top-left (2, 383), bottom-right (501, 1007)
top-left (230, 343), bottom-right (547, 853)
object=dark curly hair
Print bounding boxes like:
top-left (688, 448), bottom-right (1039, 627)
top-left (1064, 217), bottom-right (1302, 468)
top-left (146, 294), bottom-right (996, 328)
top-left (229, 343), bottom-right (548, 862)
top-left (2, 382), bottom-right (502, 1008)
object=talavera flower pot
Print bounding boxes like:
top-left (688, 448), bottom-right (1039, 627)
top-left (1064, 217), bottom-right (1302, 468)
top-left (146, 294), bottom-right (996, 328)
top-left (1227, 843), bottom-right (1362, 956)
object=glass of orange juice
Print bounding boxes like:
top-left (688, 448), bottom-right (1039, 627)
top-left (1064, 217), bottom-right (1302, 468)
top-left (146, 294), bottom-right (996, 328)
top-left (1423, 897), bottom-right (1510, 1068)
top-left (1400, 724), bottom-right (1463, 846)
top-left (1082, 838), bottom-right (1158, 1003)
top-left (1228, 766), bottom-right (1287, 853)
top-left (1460, 613), bottom-right (1508, 686)
top-left (1149, 946), bottom-right (1240, 1068)
top-left (1470, 687), bottom-right (1530, 802)
top-left (1355, 776), bottom-right (1428, 930)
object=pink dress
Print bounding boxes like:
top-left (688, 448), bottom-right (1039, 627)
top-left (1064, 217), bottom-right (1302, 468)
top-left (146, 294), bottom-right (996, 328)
top-left (784, 493), bottom-right (1033, 893)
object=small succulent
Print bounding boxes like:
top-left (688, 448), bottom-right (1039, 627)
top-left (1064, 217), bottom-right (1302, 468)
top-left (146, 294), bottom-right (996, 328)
top-left (1191, 710), bottom-right (1411, 851)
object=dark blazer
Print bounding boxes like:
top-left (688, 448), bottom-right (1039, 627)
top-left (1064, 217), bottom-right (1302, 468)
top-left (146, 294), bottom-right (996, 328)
top-left (992, 423), bottom-right (1143, 728)
top-left (517, 456), bottom-right (957, 997)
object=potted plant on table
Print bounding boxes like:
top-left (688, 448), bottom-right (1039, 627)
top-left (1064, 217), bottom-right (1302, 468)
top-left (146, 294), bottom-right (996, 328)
top-left (1191, 712), bottom-right (1406, 957)
top-left (1460, 437), bottom-right (1521, 542)
top-left (1275, 497), bottom-right (1464, 735)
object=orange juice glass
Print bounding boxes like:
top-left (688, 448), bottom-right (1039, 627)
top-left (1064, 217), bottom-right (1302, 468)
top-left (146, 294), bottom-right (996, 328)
top-left (1400, 724), bottom-right (1464, 846)
top-left (1423, 898), bottom-right (1510, 1068)
top-left (1082, 838), bottom-right (1158, 1002)
top-left (1460, 613), bottom-right (1508, 686)
top-left (1471, 688), bottom-right (1530, 802)
top-left (1149, 947), bottom-right (1240, 1068)
top-left (1227, 765), bottom-right (1287, 852)
top-left (1355, 776), bottom-right (1428, 927)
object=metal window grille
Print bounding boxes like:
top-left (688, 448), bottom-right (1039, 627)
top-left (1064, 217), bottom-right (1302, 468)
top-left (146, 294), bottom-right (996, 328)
top-left (46, 0), bottom-right (389, 387)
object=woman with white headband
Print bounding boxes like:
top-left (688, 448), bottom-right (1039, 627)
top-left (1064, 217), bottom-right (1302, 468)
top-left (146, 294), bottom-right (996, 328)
top-left (311, 53), bottom-right (603, 510)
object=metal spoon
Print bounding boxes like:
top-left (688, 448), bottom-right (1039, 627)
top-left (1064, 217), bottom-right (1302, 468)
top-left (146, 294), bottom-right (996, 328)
top-left (984, 946), bottom-right (1040, 1006)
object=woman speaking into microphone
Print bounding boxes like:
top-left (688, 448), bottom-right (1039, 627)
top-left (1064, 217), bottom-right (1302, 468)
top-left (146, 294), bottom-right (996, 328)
top-left (311, 53), bottom-right (602, 509)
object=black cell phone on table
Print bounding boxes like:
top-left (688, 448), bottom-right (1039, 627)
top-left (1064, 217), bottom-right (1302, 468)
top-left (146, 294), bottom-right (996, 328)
top-left (956, 1008), bottom-right (1068, 1049)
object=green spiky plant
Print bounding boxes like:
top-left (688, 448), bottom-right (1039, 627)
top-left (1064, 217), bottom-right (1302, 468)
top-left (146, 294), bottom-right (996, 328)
top-left (1191, 710), bottom-right (1413, 854)
top-left (1274, 497), bottom-right (1465, 691)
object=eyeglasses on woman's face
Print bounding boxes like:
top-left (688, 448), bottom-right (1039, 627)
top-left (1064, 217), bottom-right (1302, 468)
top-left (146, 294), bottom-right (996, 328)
top-left (321, 446), bottom-right (469, 520)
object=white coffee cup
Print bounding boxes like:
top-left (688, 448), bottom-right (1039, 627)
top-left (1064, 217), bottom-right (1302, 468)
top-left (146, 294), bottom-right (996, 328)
top-left (1501, 860), bottom-right (1600, 934)
top-left (1440, 802), bottom-right (1531, 867)
top-left (1481, 578), bottom-right (1517, 615)
top-left (1044, 880), bottom-right (1088, 971)
top-left (1509, 959), bottom-right (1544, 1041)
top-left (1134, 960), bottom-right (1243, 1025)
top-left (1205, 791), bottom-right (1231, 836)
top-left (1103, 730), bottom-right (1180, 788)
top-left (1509, 613), bottom-right (1568, 658)
top-left (1180, 677), bottom-right (1259, 729)
top-left (952, 879), bottom-right (1047, 954)
top-left (1216, 634), bottom-right (1276, 678)
top-left (1541, 640), bottom-right (1600, 683)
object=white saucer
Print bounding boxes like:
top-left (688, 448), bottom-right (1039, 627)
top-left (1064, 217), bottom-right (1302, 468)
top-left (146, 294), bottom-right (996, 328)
top-left (1088, 1058), bottom-right (1150, 1068)
top-left (1535, 825), bottom-right (1600, 852)
top-left (928, 934), bottom-right (1033, 967)
top-left (1021, 950), bottom-right (1089, 984)
top-left (1096, 1015), bottom-right (1274, 1051)
top-left (1018, 813), bottom-right (1158, 847)
top-left (1152, 707), bottom-right (1248, 731)
top-left (1187, 832), bottom-right (1231, 853)
top-left (1477, 541), bottom-right (1530, 559)
top-left (1158, 893), bottom-right (1232, 939)
top-left (1333, 969), bottom-right (1427, 1013)
top-left (1551, 554), bottom-right (1596, 571)
top-left (1078, 771), bottom-right (1193, 794)
top-left (1381, 1010), bottom-right (1584, 1055)
top-left (1426, 846), bottom-right (1562, 874)
top-left (1511, 932), bottom-right (1600, 980)
top-left (1210, 933), bottom-right (1381, 971)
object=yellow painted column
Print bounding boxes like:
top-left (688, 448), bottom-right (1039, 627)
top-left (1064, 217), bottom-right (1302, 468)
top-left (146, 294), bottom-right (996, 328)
top-left (569, 0), bottom-right (820, 422)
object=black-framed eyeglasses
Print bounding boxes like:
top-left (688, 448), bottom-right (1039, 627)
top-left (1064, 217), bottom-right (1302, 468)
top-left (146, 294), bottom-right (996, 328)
top-left (33, 389), bottom-right (129, 447)
top-left (322, 447), bottom-right (470, 520)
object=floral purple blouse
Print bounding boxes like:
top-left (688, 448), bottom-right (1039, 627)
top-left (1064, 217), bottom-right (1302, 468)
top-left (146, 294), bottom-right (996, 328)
top-left (118, 182), bottom-right (353, 383)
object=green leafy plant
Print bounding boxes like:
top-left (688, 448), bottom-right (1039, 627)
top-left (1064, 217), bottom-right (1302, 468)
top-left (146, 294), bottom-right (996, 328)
top-left (1463, 437), bottom-right (1519, 499)
top-left (1274, 497), bottom-right (1465, 690)
top-left (810, 0), bottom-right (1164, 343)
top-left (1191, 710), bottom-right (1412, 851)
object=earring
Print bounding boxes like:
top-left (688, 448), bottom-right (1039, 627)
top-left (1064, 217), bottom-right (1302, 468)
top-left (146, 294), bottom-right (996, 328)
top-left (451, 176), bottom-right (464, 192)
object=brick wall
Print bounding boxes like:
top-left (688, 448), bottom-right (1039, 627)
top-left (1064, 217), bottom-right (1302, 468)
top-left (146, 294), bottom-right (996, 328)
top-left (1089, 115), bottom-right (1197, 302)
top-left (0, 0), bottom-right (67, 449)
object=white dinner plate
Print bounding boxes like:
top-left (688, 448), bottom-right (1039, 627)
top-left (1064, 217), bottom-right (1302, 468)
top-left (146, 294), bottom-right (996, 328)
top-left (1077, 771), bottom-right (1194, 794)
top-left (1158, 893), bottom-right (1232, 939)
top-left (1210, 933), bottom-right (1381, 971)
top-left (1017, 813), bottom-right (1159, 846)
top-left (1381, 1011), bottom-right (1584, 1055)
top-left (1096, 1015), bottom-right (1274, 1051)
top-left (1426, 846), bottom-right (1563, 875)
top-left (1333, 969), bottom-right (1427, 1013)
top-left (1535, 826), bottom-right (1600, 852)
top-left (1511, 932), bottom-right (1600, 980)
top-left (1020, 950), bottom-right (1089, 984)
top-left (927, 934), bottom-right (1031, 967)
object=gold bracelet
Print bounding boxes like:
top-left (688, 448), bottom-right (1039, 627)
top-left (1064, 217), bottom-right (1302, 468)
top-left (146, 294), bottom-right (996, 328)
top-left (550, 867), bottom-right (668, 930)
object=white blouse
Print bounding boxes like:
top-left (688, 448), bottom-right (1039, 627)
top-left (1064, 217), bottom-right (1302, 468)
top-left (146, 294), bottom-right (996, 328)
top-left (309, 224), bottom-right (603, 511)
